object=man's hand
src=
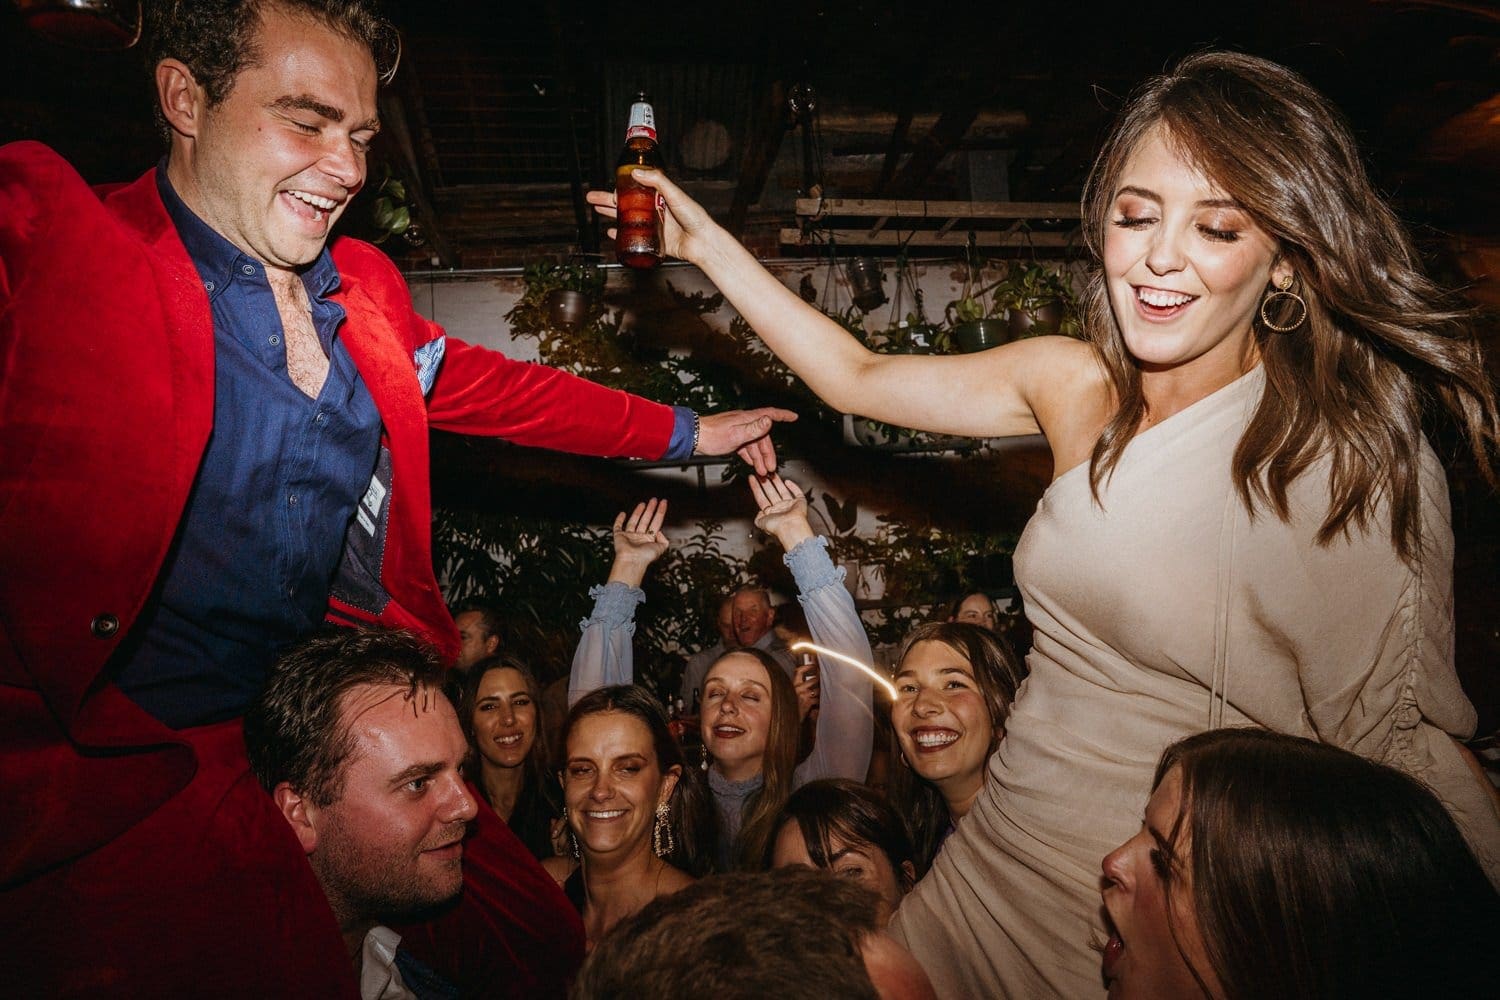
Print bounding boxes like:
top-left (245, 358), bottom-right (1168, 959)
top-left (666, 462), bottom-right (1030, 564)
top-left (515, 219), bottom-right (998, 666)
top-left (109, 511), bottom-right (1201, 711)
top-left (750, 474), bottom-right (815, 551)
top-left (698, 408), bottom-right (798, 476)
top-left (607, 498), bottom-right (669, 588)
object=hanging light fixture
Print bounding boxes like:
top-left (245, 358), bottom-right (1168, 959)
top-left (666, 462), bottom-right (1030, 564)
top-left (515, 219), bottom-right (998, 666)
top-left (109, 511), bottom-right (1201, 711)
top-left (15, 0), bottom-right (142, 50)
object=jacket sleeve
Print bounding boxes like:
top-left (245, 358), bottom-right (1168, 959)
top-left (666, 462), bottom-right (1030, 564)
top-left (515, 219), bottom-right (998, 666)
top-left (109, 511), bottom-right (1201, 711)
top-left (568, 581), bottom-right (645, 708)
top-left (788, 536), bottom-right (875, 786)
top-left (426, 334), bottom-right (678, 460)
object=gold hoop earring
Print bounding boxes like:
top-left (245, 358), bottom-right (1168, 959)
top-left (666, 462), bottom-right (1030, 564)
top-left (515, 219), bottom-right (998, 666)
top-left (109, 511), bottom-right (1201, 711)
top-left (652, 799), bottom-right (675, 858)
top-left (1259, 274), bottom-right (1307, 333)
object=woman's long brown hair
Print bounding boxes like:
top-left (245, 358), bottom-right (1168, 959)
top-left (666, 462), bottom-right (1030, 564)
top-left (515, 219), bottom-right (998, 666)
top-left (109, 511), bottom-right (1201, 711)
top-left (1079, 51), bottom-right (1498, 565)
top-left (704, 647), bottom-right (801, 871)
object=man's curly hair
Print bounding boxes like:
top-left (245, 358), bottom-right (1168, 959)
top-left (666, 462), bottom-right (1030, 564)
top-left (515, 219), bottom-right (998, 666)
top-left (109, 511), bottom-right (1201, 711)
top-left (144, 0), bottom-right (400, 138)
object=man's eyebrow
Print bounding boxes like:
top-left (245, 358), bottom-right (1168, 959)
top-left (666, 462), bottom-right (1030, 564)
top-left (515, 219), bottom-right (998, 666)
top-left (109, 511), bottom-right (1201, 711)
top-left (270, 94), bottom-right (381, 133)
top-left (389, 761), bottom-right (443, 788)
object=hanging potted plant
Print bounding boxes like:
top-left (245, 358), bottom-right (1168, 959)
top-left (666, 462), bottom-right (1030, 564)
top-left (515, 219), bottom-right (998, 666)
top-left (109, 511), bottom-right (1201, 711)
top-left (844, 257), bottom-right (887, 312)
top-left (994, 262), bottom-right (1079, 339)
top-left (944, 243), bottom-right (1008, 353)
top-left (514, 258), bottom-right (607, 332)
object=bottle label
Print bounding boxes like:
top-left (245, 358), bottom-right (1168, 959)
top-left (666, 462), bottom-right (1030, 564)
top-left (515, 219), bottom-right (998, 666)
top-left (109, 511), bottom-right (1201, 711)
top-left (626, 101), bottom-right (657, 142)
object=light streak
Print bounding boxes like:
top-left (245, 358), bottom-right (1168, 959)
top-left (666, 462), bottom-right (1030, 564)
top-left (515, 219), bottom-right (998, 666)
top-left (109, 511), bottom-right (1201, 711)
top-left (792, 641), bottom-right (897, 700)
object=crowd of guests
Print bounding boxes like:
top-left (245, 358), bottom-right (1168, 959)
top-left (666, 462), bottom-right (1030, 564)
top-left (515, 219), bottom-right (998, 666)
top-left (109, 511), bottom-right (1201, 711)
top-left (6, 0), bottom-right (1500, 996)
top-left (236, 461), bottom-right (1497, 998)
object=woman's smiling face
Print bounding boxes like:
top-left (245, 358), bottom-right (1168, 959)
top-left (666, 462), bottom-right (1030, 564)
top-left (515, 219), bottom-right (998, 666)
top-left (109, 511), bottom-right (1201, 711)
top-left (561, 710), bottom-right (677, 859)
top-left (892, 640), bottom-right (996, 802)
top-left (1103, 126), bottom-right (1288, 379)
top-left (470, 666), bottom-right (536, 771)
top-left (700, 652), bottom-right (773, 779)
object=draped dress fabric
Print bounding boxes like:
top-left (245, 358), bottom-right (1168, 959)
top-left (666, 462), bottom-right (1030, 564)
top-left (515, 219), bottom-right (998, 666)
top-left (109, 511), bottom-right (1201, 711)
top-left (888, 367), bottom-right (1500, 997)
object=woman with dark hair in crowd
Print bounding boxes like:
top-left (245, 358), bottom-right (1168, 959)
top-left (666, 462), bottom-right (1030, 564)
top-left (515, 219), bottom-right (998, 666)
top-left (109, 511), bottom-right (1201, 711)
top-left (888, 623), bottom-right (1023, 874)
top-left (570, 477), bottom-right (875, 872)
top-left (768, 778), bottom-right (916, 923)
top-left (456, 654), bottom-right (561, 861)
top-left (1102, 728), bottom-right (1497, 999)
top-left (589, 50), bottom-right (1500, 995)
top-left (945, 591), bottom-right (997, 631)
top-left (541, 684), bottom-right (712, 948)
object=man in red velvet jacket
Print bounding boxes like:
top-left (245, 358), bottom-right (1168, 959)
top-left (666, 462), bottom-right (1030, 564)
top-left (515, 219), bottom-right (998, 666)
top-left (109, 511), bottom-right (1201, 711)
top-left (0, 1), bottom-right (790, 995)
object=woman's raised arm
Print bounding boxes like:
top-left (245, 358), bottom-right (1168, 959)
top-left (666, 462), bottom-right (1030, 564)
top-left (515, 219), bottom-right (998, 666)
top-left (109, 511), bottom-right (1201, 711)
top-left (587, 171), bottom-right (1097, 443)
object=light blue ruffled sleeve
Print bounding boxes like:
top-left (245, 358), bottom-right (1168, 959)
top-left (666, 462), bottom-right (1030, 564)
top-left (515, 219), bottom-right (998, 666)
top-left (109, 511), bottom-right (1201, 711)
top-left (786, 536), bottom-right (875, 787)
top-left (568, 581), bottom-right (645, 709)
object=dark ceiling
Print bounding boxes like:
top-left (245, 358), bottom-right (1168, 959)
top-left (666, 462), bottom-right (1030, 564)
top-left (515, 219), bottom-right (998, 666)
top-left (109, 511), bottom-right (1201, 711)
top-left (3, 0), bottom-right (1497, 272)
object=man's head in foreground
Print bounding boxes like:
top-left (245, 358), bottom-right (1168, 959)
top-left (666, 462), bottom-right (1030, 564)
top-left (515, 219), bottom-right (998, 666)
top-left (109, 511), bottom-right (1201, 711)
top-left (574, 867), bottom-right (936, 1000)
top-left (245, 628), bottom-right (475, 946)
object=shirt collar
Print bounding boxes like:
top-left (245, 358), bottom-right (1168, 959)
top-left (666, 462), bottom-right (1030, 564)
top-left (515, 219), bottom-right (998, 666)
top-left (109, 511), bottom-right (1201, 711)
top-left (156, 160), bottom-right (339, 303)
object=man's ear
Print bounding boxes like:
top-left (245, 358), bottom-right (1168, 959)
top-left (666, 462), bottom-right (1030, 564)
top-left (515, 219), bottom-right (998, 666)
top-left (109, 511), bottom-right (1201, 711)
top-left (155, 58), bottom-right (206, 139)
top-left (273, 782), bottom-right (320, 855)
top-left (483, 634), bottom-right (501, 657)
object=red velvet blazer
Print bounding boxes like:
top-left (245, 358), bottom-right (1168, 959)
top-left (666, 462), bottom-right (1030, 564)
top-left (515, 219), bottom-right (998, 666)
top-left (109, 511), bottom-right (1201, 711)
top-left (0, 141), bottom-right (674, 883)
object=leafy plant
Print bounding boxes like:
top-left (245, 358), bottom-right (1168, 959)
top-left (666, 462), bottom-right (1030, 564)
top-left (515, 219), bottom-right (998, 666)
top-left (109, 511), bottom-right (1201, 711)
top-left (434, 507), bottom-right (751, 700)
top-left (369, 164), bottom-right (412, 245)
top-left (844, 515), bottom-right (1021, 646)
top-left (991, 262), bottom-right (1082, 338)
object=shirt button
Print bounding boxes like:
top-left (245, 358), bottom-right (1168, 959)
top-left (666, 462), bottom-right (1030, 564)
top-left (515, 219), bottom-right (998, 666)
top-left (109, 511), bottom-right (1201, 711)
top-left (90, 613), bottom-right (121, 639)
top-left (315, 412), bottom-right (327, 424)
top-left (204, 280), bottom-right (215, 293)
top-left (241, 264), bottom-right (255, 275)
top-left (289, 494), bottom-right (299, 505)
top-left (269, 334), bottom-right (280, 346)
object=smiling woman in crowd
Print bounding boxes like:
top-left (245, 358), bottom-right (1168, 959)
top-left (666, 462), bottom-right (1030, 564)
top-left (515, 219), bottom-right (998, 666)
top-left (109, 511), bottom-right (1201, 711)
top-left (886, 623), bottom-right (1023, 874)
top-left (457, 654), bottom-right (560, 861)
top-left (569, 478), bottom-right (876, 871)
top-left (1101, 728), bottom-right (1497, 999)
top-left (542, 685), bottom-right (711, 948)
top-left (590, 49), bottom-right (1500, 995)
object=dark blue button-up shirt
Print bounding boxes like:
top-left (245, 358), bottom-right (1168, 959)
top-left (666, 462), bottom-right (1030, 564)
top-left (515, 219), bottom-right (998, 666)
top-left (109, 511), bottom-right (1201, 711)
top-left (114, 170), bottom-right (383, 728)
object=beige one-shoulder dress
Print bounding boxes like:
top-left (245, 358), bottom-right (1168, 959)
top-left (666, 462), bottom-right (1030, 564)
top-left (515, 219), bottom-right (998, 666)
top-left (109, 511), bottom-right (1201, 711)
top-left (889, 367), bottom-right (1500, 997)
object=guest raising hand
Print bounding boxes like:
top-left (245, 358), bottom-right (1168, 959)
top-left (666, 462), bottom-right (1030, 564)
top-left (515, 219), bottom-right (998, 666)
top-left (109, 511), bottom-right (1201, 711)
top-left (570, 478), bottom-right (876, 871)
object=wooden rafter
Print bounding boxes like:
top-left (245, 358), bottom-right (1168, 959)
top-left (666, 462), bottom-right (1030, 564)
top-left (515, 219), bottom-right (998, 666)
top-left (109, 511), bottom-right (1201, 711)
top-left (727, 79), bottom-right (790, 238)
top-left (377, 92), bottom-right (457, 268)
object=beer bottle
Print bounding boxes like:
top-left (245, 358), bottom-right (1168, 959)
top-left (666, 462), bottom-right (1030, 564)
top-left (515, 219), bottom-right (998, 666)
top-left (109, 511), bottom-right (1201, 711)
top-left (614, 93), bottom-right (664, 269)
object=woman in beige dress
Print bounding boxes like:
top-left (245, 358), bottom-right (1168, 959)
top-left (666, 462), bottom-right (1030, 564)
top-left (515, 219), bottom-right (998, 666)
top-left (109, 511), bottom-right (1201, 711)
top-left (589, 51), bottom-right (1500, 996)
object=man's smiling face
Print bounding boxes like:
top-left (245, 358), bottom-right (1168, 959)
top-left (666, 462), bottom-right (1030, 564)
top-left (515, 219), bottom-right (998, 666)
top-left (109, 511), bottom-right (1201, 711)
top-left (170, 5), bottom-right (380, 271)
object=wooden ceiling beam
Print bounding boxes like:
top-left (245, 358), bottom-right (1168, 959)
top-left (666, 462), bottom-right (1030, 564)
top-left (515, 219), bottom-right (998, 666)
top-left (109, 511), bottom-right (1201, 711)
top-left (882, 93), bottom-right (987, 198)
top-left (727, 80), bottom-right (790, 239)
top-left (873, 106), bottom-right (914, 196)
top-left (377, 92), bottom-right (458, 268)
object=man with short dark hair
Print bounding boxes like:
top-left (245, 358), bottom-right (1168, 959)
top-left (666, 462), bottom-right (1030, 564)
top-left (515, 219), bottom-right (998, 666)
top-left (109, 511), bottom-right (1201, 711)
top-left (243, 629), bottom-right (579, 998)
top-left (245, 630), bottom-right (471, 995)
top-left (451, 601), bottom-right (504, 671)
top-left (2, 0), bottom-right (785, 991)
top-left (575, 868), bottom-right (937, 1000)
